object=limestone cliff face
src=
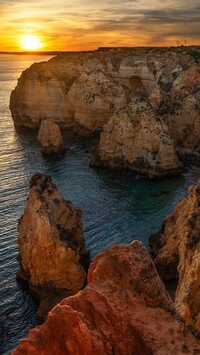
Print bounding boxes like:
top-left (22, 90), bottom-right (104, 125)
top-left (13, 241), bottom-right (200, 354)
top-left (10, 48), bottom-right (200, 177)
top-left (37, 118), bottom-right (66, 154)
top-left (91, 98), bottom-right (182, 179)
top-left (10, 50), bottom-right (154, 132)
top-left (68, 69), bottom-right (126, 135)
top-left (166, 90), bottom-right (200, 152)
top-left (150, 179), bottom-right (200, 332)
top-left (161, 63), bottom-right (200, 152)
top-left (10, 48), bottom-right (200, 141)
top-left (10, 55), bottom-right (85, 129)
top-left (17, 174), bottom-right (90, 318)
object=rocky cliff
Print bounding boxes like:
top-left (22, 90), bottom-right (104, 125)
top-left (13, 241), bottom-right (200, 354)
top-left (10, 47), bottom-right (200, 177)
top-left (150, 179), bottom-right (200, 333)
top-left (17, 173), bottom-right (90, 318)
top-left (37, 118), bottom-right (66, 154)
top-left (10, 48), bottom-right (200, 138)
top-left (90, 98), bottom-right (182, 178)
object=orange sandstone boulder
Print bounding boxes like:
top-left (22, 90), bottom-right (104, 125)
top-left (16, 173), bottom-right (90, 318)
top-left (150, 179), bottom-right (200, 332)
top-left (37, 118), bottom-right (66, 155)
top-left (13, 242), bottom-right (200, 354)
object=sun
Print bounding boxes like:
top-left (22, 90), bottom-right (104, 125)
top-left (21, 34), bottom-right (42, 51)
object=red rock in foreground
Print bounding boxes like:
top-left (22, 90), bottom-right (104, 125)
top-left (13, 242), bottom-right (200, 354)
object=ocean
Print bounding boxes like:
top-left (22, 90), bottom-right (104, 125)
top-left (0, 54), bottom-right (198, 354)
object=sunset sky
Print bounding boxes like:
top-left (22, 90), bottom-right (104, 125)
top-left (1, 0), bottom-right (200, 51)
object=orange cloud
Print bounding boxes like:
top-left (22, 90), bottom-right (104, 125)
top-left (0, 0), bottom-right (199, 51)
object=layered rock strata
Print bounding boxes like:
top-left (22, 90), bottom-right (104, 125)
top-left (37, 118), bottom-right (66, 154)
top-left (13, 241), bottom-right (200, 354)
top-left (16, 173), bottom-right (90, 318)
top-left (150, 179), bottom-right (200, 332)
top-left (90, 98), bottom-right (182, 179)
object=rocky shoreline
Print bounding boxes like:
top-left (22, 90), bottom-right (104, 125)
top-left (8, 46), bottom-right (200, 353)
top-left (10, 46), bottom-right (200, 179)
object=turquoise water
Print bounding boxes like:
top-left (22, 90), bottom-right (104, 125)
top-left (0, 54), bottom-right (198, 354)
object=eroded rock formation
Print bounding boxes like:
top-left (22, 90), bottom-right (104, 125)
top-left (150, 179), bottom-right (200, 332)
top-left (10, 48), bottom-right (200, 137)
top-left (91, 98), bottom-right (182, 179)
top-left (16, 173), bottom-right (90, 318)
top-left (13, 241), bottom-right (200, 354)
top-left (10, 47), bottom-right (200, 177)
top-left (37, 118), bottom-right (66, 154)
top-left (68, 69), bottom-right (126, 135)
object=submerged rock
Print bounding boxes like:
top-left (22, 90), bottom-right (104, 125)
top-left (150, 179), bottom-right (200, 333)
top-left (37, 118), bottom-right (66, 155)
top-left (91, 98), bottom-right (183, 179)
top-left (13, 241), bottom-right (200, 354)
top-left (16, 173), bottom-right (90, 319)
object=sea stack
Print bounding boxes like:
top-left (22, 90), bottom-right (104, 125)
top-left (16, 173), bottom-right (90, 318)
top-left (37, 118), bottom-right (66, 155)
top-left (150, 179), bottom-right (200, 333)
top-left (13, 242), bottom-right (200, 354)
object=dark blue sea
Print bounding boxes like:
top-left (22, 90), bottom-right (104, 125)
top-left (0, 54), bottom-right (198, 354)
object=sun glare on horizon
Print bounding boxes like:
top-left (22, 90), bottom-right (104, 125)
top-left (20, 34), bottom-right (42, 51)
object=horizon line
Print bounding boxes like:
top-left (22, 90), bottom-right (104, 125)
top-left (0, 45), bottom-right (200, 55)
